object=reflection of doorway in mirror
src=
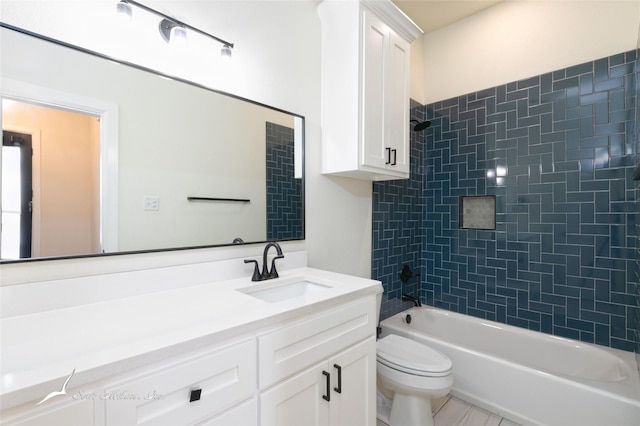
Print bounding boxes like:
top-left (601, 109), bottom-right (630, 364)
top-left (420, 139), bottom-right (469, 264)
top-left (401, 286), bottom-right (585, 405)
top-left (1, 130), bottom-right (33, 259)
top-left (2, 100), bottom-right (101, 258)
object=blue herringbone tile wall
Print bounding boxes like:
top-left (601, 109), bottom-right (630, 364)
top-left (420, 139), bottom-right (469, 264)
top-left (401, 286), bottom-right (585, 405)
top-left (373, 100), bottom-right (427, 318)
top-left (634, 53), bottom-right (640, 359)
top-left (635, 166), bottom-right (640, 356)
top-left (266, 122), bottom-right (303, 241)
top-left (373, 50), bottom-right (639, 351)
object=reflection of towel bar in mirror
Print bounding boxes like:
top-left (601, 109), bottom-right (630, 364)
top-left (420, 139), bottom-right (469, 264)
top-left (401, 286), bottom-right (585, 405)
top-left (187, 197), bottom-right (251, 203)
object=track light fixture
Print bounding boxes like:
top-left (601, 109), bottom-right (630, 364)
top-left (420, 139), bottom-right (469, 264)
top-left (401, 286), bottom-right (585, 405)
top-left (116, 0), bottom-right (234, 58)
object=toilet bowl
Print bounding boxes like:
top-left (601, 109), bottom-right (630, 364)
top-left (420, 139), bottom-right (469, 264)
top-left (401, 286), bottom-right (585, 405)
top-left (376, 334), bottom-right (453, 426)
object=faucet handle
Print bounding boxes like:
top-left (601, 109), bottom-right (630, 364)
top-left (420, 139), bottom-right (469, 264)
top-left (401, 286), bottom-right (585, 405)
top-left (269, 255), bottom-right (285, 279)
top-left (244, 259), bottom-right (261, 281)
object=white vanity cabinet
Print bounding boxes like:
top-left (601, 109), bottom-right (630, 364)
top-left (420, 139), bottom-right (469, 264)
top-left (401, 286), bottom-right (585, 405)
top-left (258, 297), bottom-right (377, 425)
top-left (318, 0), bottom-right (422, 181)
top-left (1, 266), bottom-right (382, 426)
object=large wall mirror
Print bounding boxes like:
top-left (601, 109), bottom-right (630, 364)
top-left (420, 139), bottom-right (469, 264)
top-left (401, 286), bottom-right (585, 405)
top-left (0, 24), bottom-right (304, 263)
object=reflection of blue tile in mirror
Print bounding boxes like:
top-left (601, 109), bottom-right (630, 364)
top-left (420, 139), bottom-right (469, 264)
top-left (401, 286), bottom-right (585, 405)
top-left (266, 122), bottom-right (303, 240)
top-left (460, 196), bottom-right (496, 230)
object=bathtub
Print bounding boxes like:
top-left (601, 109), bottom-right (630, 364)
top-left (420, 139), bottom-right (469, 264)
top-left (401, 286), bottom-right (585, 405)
top-left (380, 306), bottom-right (640, 426)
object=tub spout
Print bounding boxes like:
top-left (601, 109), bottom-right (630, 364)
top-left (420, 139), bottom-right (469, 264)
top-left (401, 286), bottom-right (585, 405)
top-left (402, 294), bottom-right (421, 307)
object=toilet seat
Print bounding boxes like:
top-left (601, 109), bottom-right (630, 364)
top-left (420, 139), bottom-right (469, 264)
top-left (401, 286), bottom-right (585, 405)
top-left (377, 334), bottom-right (452, 377)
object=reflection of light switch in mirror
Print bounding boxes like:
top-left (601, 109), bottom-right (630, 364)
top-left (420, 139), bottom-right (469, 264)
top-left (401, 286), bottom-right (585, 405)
top-left (144, 196), bottom-right (160, 211)
top-left (460, 195), bottom-right (496, 230)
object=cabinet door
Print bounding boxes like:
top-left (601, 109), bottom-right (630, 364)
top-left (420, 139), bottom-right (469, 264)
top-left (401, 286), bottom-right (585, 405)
top-left (329, 337), bottom-right (376, 426)
top-left (386, 31), bottom-right (410, 174)
top-left (361, 10), bottom-right (410, 176)
top-left (361, 9), bottom-right (389, 171)
top-left (259, 363), bottom-right (330, 426)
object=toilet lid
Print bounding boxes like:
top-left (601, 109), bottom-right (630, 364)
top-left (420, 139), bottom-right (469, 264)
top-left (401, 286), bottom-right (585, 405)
top-left (377, 334), bottom-right (452, 377)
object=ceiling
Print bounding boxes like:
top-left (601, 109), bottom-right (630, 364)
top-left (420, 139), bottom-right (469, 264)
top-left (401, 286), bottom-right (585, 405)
top-left (392, 0), bottom-right (503, 33)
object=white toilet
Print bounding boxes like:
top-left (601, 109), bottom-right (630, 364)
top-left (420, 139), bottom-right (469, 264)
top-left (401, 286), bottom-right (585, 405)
top-left (375, 295), bottom-right (453, 426)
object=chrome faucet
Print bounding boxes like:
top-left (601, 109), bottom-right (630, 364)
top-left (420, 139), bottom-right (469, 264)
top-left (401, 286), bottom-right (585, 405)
top-left (402, 293), bottom-right (422, 307)
top-left (244, 242), bottom-right (285, 281)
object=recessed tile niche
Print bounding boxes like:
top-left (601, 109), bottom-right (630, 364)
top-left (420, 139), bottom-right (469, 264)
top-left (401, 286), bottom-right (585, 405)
top-left (460, 195), bottom-right (496, 230)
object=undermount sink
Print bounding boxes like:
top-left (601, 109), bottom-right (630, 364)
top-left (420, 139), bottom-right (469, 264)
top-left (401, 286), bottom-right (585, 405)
top-left (237, 279), bottom-right (331, 303)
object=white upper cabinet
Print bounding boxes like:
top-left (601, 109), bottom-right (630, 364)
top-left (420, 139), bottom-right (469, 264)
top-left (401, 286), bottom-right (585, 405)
top-left (318, 0), bottom-right (422, 181)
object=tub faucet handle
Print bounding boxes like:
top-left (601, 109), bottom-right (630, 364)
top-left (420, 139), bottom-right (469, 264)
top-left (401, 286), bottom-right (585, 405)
top-left (400, 265), bottom-right (420, 283)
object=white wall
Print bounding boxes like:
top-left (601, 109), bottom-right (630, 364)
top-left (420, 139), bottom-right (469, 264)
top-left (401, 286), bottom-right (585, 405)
top-left (0, 0), bottom-right (373, 279)
top-left (418, 0), bottom-right (640, 104)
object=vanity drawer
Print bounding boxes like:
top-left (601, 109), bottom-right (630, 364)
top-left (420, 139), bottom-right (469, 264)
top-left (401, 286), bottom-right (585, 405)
top-left (106, 339), bottom-right (256, 425)
top-left (258, 296), bottom-right (376, 388)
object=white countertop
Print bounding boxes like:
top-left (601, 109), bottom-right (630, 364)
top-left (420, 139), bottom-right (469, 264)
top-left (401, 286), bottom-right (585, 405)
top-left (0, 267), bottom-right (382, 410)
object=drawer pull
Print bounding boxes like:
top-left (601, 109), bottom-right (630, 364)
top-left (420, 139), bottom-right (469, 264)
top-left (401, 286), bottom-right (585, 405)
top-left (189, 388), bottom-right (202, 402)
top-left (322, 371), bottom-right (330, 401)
top-left (333, 364), bottom-right (342, 394)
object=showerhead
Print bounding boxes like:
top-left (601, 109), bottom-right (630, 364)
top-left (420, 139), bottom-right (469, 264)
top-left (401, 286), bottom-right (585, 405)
top-left (410, 119), bottom-right (431, 131)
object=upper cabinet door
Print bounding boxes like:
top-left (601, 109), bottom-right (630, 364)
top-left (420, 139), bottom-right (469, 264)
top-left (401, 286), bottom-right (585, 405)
top-left (386, 32), bottom-right (410, 174)
top-left (362, 12), bottom-right (411, 175)
top-left (361, 10), bottom-right (389, 171)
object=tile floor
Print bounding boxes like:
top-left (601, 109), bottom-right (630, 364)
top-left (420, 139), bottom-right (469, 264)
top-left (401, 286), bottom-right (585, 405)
top-left (377, 394), bottom-right (521, 426)
top-left (431, 395), bottom-right (521, 426)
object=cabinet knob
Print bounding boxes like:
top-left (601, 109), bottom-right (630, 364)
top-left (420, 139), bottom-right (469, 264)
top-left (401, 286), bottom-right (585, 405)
top-left (189, 388), bottom-right (202, 402)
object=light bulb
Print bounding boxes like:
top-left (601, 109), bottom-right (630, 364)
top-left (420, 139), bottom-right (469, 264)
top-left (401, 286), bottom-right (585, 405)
top-left (221, 45), bottom-right (232, 60)
top-left (170, 26), bottom-right (187, 44)
top-left (116, 1), bottom-right (132, 19)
